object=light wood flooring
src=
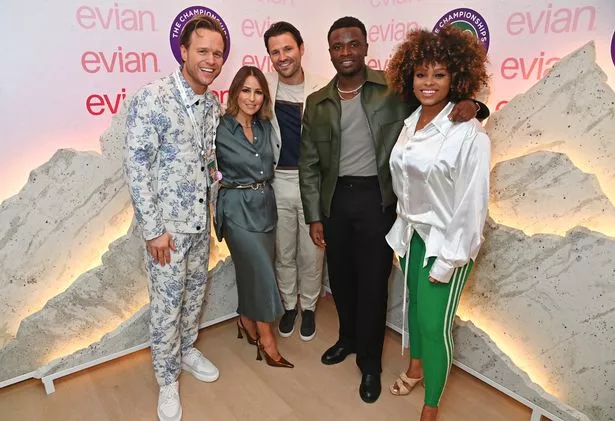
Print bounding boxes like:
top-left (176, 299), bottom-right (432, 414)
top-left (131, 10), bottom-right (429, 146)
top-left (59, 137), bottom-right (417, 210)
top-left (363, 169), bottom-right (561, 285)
top-left (0, 295), bottom-right (532, 421)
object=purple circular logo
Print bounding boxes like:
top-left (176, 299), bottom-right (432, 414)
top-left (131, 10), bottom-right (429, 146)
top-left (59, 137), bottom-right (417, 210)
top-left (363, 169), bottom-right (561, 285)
top-left (169, 6), bottom-right (231, 64)
top-left (433, 8), bottom-right (490, 52)
top-left (611, 30), bottom-right (615, 66)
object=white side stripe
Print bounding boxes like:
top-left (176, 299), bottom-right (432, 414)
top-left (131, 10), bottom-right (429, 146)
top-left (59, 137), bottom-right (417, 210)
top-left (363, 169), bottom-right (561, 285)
top-left (438, 263), bottom-right (470, 405)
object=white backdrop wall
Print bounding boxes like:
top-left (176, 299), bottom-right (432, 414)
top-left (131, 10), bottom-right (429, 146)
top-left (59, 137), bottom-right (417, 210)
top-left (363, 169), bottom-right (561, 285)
top-left (0, 0), bottom-right (613, 203)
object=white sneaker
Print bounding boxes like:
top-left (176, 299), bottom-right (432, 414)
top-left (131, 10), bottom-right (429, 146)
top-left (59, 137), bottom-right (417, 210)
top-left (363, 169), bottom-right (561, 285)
top-left (181, 347), bottom-right (220, 382)
top-left (158, 381), bottom-right (182, 421)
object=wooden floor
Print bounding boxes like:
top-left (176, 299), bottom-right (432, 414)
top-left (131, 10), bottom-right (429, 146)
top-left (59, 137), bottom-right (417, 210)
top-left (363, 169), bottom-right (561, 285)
top-left (0, 296), bottom-right (531, 421)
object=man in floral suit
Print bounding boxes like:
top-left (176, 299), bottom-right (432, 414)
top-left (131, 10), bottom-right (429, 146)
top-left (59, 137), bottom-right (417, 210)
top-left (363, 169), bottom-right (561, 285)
top-left (124, 15), bottom-right (226, 421)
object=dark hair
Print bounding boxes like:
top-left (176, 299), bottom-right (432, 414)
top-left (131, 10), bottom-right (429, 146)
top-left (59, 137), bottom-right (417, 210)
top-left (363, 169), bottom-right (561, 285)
top-left (225, 66), bottom-right (273, 120)
top-left (264, 21), bottom-right (304, 52)
top-left (327, 16), bottom-right (367, 42)
top-left (386, 26), bottom-right (489, 103)
top-left (179, 15), bottom-right (227, 53)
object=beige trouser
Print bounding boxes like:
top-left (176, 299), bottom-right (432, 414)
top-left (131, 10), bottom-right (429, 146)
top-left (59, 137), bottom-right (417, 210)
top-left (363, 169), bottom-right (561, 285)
top-left (272, 169), bottom-right (324, 311)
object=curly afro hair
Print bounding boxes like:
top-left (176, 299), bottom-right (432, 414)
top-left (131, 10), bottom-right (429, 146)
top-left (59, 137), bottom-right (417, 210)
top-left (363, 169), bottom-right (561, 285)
top-left (386, 26), bottom-right (489, 103)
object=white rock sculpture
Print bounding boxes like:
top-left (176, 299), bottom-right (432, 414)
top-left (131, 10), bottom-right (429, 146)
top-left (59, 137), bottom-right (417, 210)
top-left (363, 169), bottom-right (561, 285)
top-left (485, 42), bottom-right (615, 236)
top-left (0, 103), bottom-right (133, 347)
top-left (489, 151), bottom-right (615, 236)
top-left (460, 221), bottom-right (614, 421)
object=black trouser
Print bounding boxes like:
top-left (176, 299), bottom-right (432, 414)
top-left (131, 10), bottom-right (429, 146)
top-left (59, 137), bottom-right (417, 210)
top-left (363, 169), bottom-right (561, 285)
top-left (323, 176), bottom-right (395, 374)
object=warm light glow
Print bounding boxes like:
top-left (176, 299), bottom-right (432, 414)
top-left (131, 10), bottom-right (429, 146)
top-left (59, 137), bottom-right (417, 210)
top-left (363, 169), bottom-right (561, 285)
top-left (2, 206), bottom-right (136, 345)
top-left (486, 212), bottom-right (555, 238)
top-left (209, 219), bottom-right (231, 270)
top-left (39, 218), bottom-right (230, 363)
top-left (29, 208), bottom-right (134, 310)
top-left (210, 239), bottom-right (231, 270)
top-left (483, 147), bottom-right (615, 397)
top-left (457, 306), bottom-right (560, 398)
top-left (28, 206), bottom-right (135, 363)
top-left (489, 208), bottom-right (615, 238)
top-left (42, 288), bottom-right (149, 364)
top-left (6, 207), bottom-right (231, 346)
top-left (491, 149), bottom-right (615, 238)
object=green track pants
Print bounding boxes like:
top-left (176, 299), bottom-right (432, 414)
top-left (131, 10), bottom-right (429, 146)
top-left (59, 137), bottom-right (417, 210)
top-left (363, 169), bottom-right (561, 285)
top-left (399, 231), bottom-right (474, 407)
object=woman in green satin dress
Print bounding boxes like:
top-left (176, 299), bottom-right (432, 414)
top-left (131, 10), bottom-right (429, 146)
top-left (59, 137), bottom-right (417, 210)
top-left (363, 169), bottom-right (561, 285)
top-left (215, 66), bottom-right (293, 368)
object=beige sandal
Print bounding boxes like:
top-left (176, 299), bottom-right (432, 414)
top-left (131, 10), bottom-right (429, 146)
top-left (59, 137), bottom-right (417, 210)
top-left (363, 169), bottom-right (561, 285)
top-left (389, 372), bottom-right (423, 396)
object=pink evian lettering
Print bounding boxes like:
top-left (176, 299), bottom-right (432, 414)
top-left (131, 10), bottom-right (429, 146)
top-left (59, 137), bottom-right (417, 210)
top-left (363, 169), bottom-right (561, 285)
top-left (76, 3), bottom-right (156, 31)
top-left (81, 48), bottom-right (159, 73)
top-left (507, 3), bottom-right (595, 35)
top-left (501, 53), bottom-right (560, 80)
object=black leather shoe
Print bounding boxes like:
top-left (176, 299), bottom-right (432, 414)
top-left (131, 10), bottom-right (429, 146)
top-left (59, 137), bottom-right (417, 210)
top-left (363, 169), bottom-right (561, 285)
top-left (359, 373), bottom-right (381, 403)
top-left (321, 342), bottom-right (356, 365)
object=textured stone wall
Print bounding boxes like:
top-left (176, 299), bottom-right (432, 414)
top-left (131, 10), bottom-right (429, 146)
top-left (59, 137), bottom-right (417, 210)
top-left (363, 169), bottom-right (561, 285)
top-left (479, 42), bottom-right (614, 421)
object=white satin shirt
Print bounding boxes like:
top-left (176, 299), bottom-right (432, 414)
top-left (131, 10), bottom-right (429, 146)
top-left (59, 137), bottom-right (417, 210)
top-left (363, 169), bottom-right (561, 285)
top-left (385, 101), bottom-right (490, 283)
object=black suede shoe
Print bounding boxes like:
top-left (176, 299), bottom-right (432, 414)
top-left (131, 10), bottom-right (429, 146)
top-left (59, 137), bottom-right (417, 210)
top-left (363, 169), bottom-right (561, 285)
top-left (359, 373), bottom-right (381, 403)
top-left (278, 309), bottom-right (297, 337)
top-left (321, 342), bottom-right (356, 365)
top-left (300, 310), bottom-right (316, 341)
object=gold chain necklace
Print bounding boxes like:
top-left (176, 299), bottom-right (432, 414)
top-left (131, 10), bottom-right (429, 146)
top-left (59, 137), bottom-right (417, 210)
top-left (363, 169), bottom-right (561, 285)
top-left (336, 81), bottom-right (365, 95)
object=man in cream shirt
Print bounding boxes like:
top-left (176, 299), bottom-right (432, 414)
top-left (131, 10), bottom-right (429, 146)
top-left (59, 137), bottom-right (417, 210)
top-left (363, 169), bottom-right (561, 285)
top-left (263, 22), bottom-right (328, 341)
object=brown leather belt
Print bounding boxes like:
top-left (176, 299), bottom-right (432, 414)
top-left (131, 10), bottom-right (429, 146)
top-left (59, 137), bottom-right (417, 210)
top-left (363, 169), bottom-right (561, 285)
top-left (276, 166), bottom-right (299, 170)
top-left (220, 181), bottom-right (267, 190)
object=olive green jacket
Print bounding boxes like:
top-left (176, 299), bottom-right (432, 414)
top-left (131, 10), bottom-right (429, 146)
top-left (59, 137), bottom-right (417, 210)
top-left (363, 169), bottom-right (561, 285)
top-left (298, 67), bottom-right (415, 223)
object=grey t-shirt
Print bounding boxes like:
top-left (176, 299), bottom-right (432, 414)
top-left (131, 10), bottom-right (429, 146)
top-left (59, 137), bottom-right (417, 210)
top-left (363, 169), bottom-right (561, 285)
top-left (339, 94), bottom-right (378, 177)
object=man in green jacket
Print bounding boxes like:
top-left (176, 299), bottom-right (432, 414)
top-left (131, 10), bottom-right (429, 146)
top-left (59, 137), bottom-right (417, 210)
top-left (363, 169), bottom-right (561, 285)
top-left (299, 16), bottom-right (484, 403)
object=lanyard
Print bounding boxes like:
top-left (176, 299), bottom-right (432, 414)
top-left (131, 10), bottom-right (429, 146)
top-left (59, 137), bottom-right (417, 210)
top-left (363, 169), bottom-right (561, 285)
top-left (173, 69), bottom-right (221, 189)
top-left (173, 69), bottom-right (207, 157)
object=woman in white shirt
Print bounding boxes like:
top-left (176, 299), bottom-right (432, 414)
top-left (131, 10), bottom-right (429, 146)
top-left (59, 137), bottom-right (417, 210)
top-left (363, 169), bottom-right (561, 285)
top-left (384, 26), bottom-right (490, 421)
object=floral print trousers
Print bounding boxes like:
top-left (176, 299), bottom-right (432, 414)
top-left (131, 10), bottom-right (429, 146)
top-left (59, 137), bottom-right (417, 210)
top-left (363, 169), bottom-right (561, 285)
top-left (145, 229), bottom-right (210, 386)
